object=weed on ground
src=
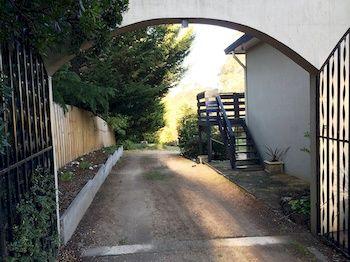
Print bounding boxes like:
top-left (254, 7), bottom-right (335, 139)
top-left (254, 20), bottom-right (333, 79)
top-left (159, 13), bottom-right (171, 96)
top-left (143, 169), bottom-right (169, 181)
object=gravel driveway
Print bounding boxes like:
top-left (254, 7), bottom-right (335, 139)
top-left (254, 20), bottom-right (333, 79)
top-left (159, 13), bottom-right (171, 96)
top-left (59, 150), bottom-right (343, 261)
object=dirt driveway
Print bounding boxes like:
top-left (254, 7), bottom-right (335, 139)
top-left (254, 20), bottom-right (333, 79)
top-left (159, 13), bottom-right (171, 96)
top-left (59, 150), bottom-right (343, 261)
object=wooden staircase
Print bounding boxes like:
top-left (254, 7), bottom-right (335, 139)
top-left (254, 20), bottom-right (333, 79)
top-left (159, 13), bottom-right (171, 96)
top-left (232, 121), bottom-right (263, 171)
top-left (197, 91), bottom-right (263, 171)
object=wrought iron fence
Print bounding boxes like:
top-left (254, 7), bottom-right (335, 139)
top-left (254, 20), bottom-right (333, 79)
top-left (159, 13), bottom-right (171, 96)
top-left (318, 28), bottom-right (350, 254)
top-left (0, 41), bottom-right (56, 258)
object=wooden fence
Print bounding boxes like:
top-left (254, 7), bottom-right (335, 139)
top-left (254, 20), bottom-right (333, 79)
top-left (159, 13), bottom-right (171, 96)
top-left (51, 103), bottom-right (116, 168)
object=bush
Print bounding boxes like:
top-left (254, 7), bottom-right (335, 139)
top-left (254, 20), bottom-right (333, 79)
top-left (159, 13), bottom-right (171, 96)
top-left (289, 197), bottom-right (310, 216)
top-left (105, 114), bottom-right (129, 139)
top-left (9, 168), bottom-right (58, 260)
top-left (177, 114), bottom-right (203, 158)
top-left (0, 73), bottom-right (11, 155)
top-left (177, 114), bottom-right (227, 159)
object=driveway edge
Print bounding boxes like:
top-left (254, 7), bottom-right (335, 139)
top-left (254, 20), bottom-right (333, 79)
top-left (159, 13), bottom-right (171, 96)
top-left (60, 146), bottom-right (124, 244)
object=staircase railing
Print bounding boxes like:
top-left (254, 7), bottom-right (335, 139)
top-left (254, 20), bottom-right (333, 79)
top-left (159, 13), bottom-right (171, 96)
top-left (215, 96), bottom-right (236, 168)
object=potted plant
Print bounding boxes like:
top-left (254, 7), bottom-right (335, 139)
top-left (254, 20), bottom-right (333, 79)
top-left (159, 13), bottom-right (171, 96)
top-left (264, 146), bottom-right (290, 174)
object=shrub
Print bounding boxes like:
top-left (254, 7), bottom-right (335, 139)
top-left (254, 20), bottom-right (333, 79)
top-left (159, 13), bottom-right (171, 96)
top-left (105, 114), bottom-right (129, 138)
top-left (177, 114), bottom-right (227, 159)
top-left (0, 73), bottom-right (11, 155)
top-left (177, 114), bottom-right (202, 158)
top-left (120, 140), bottom-right (148, 150)
top-left (9, 168), bottom-right (58, 260)
top-left (143, 132), bottom-right (158, 144)
top-left (289, 197), bottom-right (310, 216)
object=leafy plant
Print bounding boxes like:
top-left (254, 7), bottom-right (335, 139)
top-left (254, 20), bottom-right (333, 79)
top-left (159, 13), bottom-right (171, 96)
top-left (265, 146), bottom-right (290, 162)
top-left (0, 72), bottom-right (11, 155)
top-left (289, 197), bottom-right (310, 216)
top-left (53, 25), bottom-right (194, 142)
top-left (79, 161), bottom-right (91, 170)
top-left (103, 145), bottom-right (118, 155)
top-left (60, 171), bottom-right (75, 182)
top-left (53, 64), bottom-right (114, 114)
top-left (9, 167), bottom-right (59, 260)
top-left (300, 131), bottom-right (311, 154)
top-left (119, 140), bottom-right (146, 150)
top-left (105, 114), bottom-right (129, 138)
top-left (177, 113), bottom-right (204, 158)
top-left (0, 0), bottom-right (129, 55)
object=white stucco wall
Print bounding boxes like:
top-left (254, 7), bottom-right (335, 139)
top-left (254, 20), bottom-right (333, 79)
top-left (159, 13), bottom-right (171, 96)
top-left (45, 0), bottom-right (350, 75)
top-left (246, 43), bottom-right (311, 181)
top-left (121, 0), bottom-right (350, 70)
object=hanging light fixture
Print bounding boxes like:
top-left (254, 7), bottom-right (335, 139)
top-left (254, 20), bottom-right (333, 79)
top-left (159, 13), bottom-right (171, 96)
top-left (181, 19), bottom-right (189, 28)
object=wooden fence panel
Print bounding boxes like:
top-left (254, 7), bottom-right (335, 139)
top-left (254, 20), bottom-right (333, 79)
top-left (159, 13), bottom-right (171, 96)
top-left (51, 103), bottom-right (116, 168)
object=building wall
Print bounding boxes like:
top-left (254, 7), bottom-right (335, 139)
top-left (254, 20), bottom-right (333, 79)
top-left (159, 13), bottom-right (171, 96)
top-left (246, 43), bottom-right (311, 181)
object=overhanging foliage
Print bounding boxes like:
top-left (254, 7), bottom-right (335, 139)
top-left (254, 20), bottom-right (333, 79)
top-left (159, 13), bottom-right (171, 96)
top-left (0, 0), bottom-right (129, 54)
top-left (54, 25), bottom-right (194, 141)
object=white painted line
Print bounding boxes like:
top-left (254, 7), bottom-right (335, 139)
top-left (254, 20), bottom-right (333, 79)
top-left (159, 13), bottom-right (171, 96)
top-left (82, 235), bottom-right (290, 257)
top-left (84, 244), bottom-right (154, 257)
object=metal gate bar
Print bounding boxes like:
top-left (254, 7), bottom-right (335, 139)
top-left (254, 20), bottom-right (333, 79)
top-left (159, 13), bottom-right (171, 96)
top-left (318, 28), bottom-right (350, 254)
top-left (0, 41), bottom-right (56, 257)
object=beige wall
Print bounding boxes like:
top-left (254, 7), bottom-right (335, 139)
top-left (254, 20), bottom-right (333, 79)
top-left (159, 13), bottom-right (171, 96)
top-left (52, 103), bottom-right (116, 168)
top-left (246, 43), bottom-right (310, 181)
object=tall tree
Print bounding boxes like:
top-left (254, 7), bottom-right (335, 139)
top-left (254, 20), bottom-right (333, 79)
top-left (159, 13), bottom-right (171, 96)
top-left (54, 25), bottom-right (194, 141)
top-left (0, 0), bottom-right (129, 54)
top-left (219, 56), bottom-right (245, 93)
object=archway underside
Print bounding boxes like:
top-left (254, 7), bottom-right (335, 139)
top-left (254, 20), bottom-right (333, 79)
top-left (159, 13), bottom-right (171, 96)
top-left (46, 18), bottom-right (319, 76)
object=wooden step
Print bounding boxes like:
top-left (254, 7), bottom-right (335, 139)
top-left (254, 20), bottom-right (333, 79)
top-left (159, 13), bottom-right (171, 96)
top-left (236, 150), bottom-right (257, 154)
top-left (235, 136), bottom-right (248, 140)
top-left (235, 143), bottom-right (254, 147)
top-left (236, 157), bottom-right (260, 163)
top-left (235, 164), bottom-right (264, 171)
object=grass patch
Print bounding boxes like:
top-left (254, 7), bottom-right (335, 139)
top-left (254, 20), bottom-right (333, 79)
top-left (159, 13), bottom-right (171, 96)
top-left (118, 237), bottom-right (128, 246)
top-left (120, 140), bottom-right (165, 151)
top-left (103, 145), bottom-right (119, 155)
top-left (291, 241), bottom-right (316, 261)
top-left (60, 171), bottom-right (75, 182)
top-left (144, 170), bottom-right (168, 181)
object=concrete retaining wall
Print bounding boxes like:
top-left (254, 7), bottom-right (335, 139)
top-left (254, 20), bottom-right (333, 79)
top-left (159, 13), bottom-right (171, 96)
top-left (60, 147), bottom-right (124, 244)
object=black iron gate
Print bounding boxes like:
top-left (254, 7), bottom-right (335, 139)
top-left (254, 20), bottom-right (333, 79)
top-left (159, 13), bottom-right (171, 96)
top-left (318, 28), bottom-right (350, 254)
top-left (0, 41), bottom-right (56, 257)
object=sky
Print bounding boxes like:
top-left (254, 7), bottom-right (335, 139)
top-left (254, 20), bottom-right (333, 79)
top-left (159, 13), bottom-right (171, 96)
top-left (177, 24), bottom-right (243, 90)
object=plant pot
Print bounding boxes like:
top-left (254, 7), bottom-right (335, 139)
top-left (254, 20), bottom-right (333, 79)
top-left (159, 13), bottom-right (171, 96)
top-left (264, 160), bottom-right (284, 174)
